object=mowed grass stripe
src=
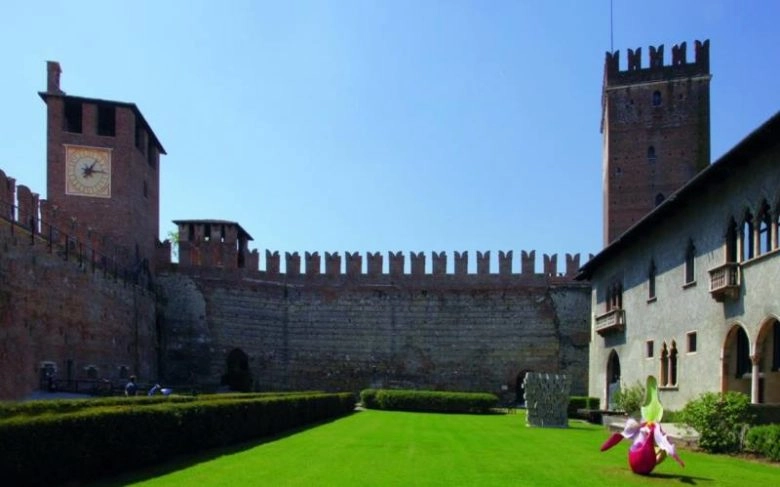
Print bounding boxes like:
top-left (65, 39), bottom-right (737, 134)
top-left (94, 410), bottom-right (779, 486)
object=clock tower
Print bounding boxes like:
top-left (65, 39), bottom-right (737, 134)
top-left (39, 61), bottom-right (166, 270)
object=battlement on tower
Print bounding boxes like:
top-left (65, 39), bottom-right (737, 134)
top-left (604, 39), bottom-right (710, 86)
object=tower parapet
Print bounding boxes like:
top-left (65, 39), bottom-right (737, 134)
top-left (604, 40), bottom-right (709, 86)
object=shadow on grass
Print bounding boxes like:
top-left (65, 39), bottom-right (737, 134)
top-left (85, 411), bottom-right (360, 487)
top-left (646, 472), bottom-right (714, 484)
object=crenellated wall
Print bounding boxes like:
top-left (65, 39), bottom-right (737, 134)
top-left (261, 249), bottom-right (586, 278)
top-left (1, 167), bottom-right (591, 401)
top-left (604, 39), bottom-right (709, 85)
top-left (157, 258), bottom-right (592, 400)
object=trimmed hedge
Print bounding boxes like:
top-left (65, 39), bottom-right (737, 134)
top-left (567, 396), bottom-right (599, 418)
top-left (361, 389), bottom-right (497, 414)
top-left (745, 424), bottom-right (780, 461)
top-left (0, 392), bottom-right (355, 486)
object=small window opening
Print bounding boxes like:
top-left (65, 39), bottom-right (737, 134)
top-left (647, 146), bottom-right (657, 163)
top-left (648, 260), bottom-right (656, 300)
top-left (687, 332), bottom-right (697, 353)
top-left (64, 100), bottom-right (82, 133)
top-left (204, 223), bottom-right (211, 242)
top-left (684, 240), bottom-right (696, 284)
top-left (655, 193), bottom-right (665, 207)
top-left (220, 225), bottom-right (226, 243)
top-left (97, 104), bottom-right (116, 136)
top-left (135, 121), bottom-right (145, 152)
top-left (187, 223), bottom-right (195, 241)
top-left (147, 139), bottom-right (156, 169)
top-left (652, 90), bottom-right (662, 106)
top-left (646, 340), bottom-right (654, 358)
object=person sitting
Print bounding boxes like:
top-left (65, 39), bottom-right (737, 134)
top-left (124, 376), bottom-right (138, 396)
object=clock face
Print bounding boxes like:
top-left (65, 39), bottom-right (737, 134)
top-left (65, 145), bottom-right (112, 197)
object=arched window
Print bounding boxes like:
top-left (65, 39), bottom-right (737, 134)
top-left (669, 342), bottom-right (678, 386)
top-left (736, 328), bottom-right (751, 378)
top-left (660, 343), bottom-right (669, 386)
top-left (725, 218), bottom-right (738, 263)
top-left (652, 90), bottom-right (662, 106)
top-left (741, 211), bottom-right (755, 261)
top-left (647, 146), bottom-right (657, 163)
top-left (758, 201), bottom-right (771, 255)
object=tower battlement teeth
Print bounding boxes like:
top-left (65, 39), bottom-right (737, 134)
top-left (605, 39), bottom-right (710, 85)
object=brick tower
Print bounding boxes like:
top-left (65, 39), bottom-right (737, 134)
top-left (39, 61), bottom-right (166, 270)
top-left (601, 40), bottom-right (711, 245)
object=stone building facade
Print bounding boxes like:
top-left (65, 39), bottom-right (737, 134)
top-left (580, 112), bottom-right (780, 411)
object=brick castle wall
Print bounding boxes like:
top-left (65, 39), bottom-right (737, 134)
top-left (0, 224), bottom-right (157, 400)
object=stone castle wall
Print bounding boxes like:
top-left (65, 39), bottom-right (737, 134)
top-left (158, 267), bottom-right (591, 399)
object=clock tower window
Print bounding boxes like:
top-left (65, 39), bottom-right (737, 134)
top-left (97, 104), bottom-right (116, 136)
top-left (64, 100), bottom-right (82, 133)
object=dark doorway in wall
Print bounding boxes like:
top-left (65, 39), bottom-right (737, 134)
top-left (222, 348), bottom-right (253, 392)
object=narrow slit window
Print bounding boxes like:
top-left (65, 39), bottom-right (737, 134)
top-left (684, 240), bottom-right (696, 284)
top-left (648, 260), bottom-right (656, 300)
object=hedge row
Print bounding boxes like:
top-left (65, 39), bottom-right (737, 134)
top-left (567, 396), bottom-right (600, 418)
top-left (0, 395), bottom-right (197, 419)
top-left (0, 392), bottom-right (355, 486)
top-left (360, 389), bottom-right (497, 414)
top-left (745, 424), bottom-right (780, 461)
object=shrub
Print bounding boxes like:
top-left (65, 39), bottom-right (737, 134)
top-left (745, 424), bottom-right (780, 461)
top-left (680, 391), bottom-right (754, 453)
top-left (612, 381), bottom-right (645, 417)
top-left (0, 392), bottom-right (355, 486)
top-left (567, 396), bottom-right (599, 418)
top-left (372, 389), bottom-right (497, 414)
top-left (360, 389), bottom-right (379, 409)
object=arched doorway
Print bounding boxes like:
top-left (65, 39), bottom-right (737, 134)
top-left (723, 325), bottom-right (751, 398)
top-left (755, 318), bottom-right (780, 403)
top-left (606, 350), bottom-right (621, 410)
top-left (222, 348), bottom-right (253, 392)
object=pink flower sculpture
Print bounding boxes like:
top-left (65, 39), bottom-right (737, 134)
top-left (600, 376), bottom-right (684, 475)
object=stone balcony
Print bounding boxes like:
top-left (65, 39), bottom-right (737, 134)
top-left (708, 262), bottom-right (740, 302)
top-left (595, 308), bottom-right (625, 336)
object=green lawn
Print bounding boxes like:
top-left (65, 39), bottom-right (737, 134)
top-left (92, 410), bottom-right (777, 486)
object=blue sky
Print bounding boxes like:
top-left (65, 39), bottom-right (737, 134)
top-left (2, 1), bottom-right (779, 273)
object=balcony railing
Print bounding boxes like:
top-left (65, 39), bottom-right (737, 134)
top-left (708, 262), bottom-right (740, 302)
top-left (595, 308), bottom-right (625, 336)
